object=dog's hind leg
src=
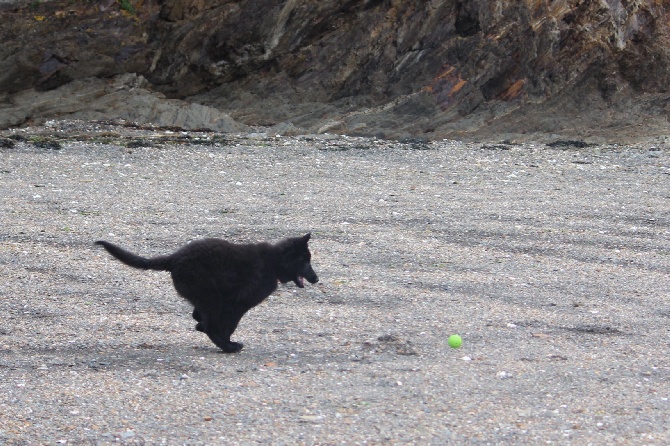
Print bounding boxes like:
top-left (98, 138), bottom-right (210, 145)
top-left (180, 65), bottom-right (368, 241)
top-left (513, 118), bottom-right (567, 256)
top-left (201, 306), bottom-right (246, 353)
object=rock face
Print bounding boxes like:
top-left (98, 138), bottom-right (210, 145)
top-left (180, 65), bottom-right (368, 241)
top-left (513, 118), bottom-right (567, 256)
top-left (1, 0), bottom-right (669, 141)
top-left (1, 74), bottom-right (244, 133)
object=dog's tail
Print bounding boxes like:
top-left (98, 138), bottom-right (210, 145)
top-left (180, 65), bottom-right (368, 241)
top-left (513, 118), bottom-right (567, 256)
top-left (95, 240), bottom-right (173, 271)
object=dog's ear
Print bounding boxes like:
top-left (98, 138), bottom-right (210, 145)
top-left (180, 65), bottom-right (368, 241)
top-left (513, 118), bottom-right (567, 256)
top-left (302, 233), bottom-right (311, 244)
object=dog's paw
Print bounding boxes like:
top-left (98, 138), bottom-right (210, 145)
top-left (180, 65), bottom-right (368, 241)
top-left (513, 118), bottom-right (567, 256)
top-left (195, 322), bottom-right (205, 332)
top-left (221, 341), bottom-right (244, 353)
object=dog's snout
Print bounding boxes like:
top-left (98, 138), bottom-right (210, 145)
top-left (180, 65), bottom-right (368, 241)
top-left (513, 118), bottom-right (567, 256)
top-left (305, 265), bottom-right (319, 284)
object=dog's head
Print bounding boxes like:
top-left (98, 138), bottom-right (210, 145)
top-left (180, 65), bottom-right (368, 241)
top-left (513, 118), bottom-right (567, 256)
top-left (276, 233), bottom-right (319, 288)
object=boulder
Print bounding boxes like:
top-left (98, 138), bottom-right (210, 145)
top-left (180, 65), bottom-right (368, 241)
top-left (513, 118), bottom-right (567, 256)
top-left (1, 73), bottom-right (244, 132)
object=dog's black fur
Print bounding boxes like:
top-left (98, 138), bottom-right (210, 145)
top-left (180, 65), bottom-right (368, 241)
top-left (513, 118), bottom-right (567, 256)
top-left (95, 234), bottom-right (318, 353)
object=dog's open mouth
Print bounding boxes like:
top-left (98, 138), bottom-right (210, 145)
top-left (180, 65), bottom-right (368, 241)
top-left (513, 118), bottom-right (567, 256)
top-left (293, 271), bottom-right (318, 288)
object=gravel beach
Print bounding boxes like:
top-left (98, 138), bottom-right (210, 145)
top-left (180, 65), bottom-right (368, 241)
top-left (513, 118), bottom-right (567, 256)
top-left (1, 121), bottom-right (669, 445)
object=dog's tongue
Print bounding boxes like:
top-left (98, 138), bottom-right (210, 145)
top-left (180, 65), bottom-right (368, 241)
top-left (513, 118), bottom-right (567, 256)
top-left (294, 276), bottom-right (305, 288)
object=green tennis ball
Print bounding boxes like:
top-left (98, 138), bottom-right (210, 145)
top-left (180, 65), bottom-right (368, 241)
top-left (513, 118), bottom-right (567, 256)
top-left (448, 334), bottom-right (462, 349)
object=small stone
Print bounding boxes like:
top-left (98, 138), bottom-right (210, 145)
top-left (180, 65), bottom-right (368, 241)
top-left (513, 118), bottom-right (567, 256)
top-left (247, 132), bottom-right (268, 139)
top-left (0, 137), bottom-right (16, 148)
top-left (299, 415), bottom-right (323, 422)
top-left (33, 139), bottom-right (62, 150)
top-left (497, 371), bottom-right (513, 379)
top-left (517, 408), bottom-right (532, 417)
top-left (531, 332), bottom-right (551, 338)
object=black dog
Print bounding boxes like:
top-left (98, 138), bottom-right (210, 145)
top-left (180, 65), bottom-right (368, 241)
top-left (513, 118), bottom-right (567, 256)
top-left (95, 234), bottom-right (318, 352)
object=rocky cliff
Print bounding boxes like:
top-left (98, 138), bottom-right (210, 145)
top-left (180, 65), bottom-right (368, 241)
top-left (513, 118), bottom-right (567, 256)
top-left (1, 0), bottom-right (669, 141)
